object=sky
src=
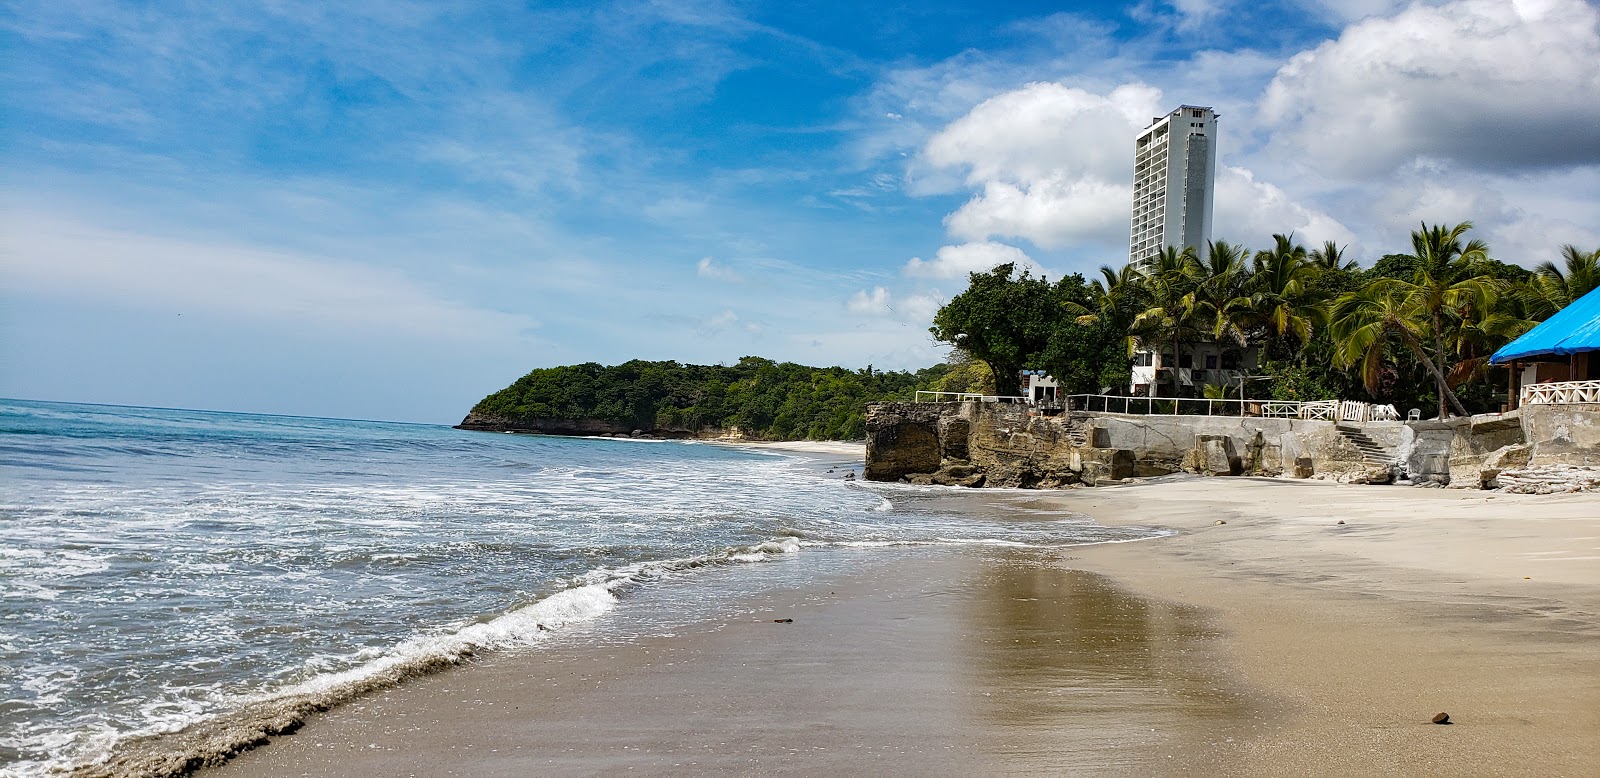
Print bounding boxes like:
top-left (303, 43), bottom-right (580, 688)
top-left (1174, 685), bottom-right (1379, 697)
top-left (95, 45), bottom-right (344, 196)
top-left (4, 0), bottom-right (1598, 423)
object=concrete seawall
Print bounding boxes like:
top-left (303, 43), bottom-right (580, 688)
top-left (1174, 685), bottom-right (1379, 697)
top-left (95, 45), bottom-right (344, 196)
top-left (864, 401), bottom-right (1600, 490)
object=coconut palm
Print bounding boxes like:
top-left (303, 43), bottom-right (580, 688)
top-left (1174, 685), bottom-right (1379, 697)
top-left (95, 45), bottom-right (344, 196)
top-left (1247, 233), bottom-right (1321, 356)
top-left (1390, 221), bottom-right (1498, 417)
top-left (1130, 245), bottom-right (1204, 396)
top-left (1523, 245), bottom-right (1600, 318)
top-left (1187, 239), bottom-right (1253, 347)
top-left (1309, 240), bottom-right (1355, 272)
top-left (1329, 280), bottom-right (1469, 418)
top-left (1082, 263), bottom-right (1147, 356)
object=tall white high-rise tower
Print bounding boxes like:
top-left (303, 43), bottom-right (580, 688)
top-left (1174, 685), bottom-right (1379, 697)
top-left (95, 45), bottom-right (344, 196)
top-left (1129, 105), bottom-right (1218, 266)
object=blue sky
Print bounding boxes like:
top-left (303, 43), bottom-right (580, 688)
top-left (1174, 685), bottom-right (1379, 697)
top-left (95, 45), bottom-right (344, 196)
top-left (4, 0), bottom-right (1598, 422)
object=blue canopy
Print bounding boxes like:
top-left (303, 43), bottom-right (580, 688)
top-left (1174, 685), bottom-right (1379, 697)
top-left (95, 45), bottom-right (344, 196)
top-left (1491, 286), bottom-right (1600, 363)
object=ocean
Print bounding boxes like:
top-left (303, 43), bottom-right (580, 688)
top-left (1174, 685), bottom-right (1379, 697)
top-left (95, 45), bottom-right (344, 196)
top-left (0, 399), bottom-right (1160, 775)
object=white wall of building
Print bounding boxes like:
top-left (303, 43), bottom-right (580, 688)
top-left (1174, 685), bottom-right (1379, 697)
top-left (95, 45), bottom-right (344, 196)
top-left (1129, 105), bottom-right (1217, 266)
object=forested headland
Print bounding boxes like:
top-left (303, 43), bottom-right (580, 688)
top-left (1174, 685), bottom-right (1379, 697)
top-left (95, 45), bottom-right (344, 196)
top-left (460, 357), bottom-right (950, 440)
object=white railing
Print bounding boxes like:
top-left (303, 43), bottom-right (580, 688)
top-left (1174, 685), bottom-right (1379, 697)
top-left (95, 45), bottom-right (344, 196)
top-left (1061, 395), bottom-right (1395, 422)
top-left (1521, 380), bottom-right (1600, 405)
top-left (914, 390), bottom-right (1030, 404)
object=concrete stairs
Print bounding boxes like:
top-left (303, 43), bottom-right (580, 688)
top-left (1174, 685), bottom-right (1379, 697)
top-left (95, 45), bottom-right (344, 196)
top-left (1336, 424), bottom-right (1395, 467)
top-left (1061, 414), bottom-right (1091, 447)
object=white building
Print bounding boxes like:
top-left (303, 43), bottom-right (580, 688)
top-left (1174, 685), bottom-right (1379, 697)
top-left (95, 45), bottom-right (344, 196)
top-left (1128, 105), bottom-right (1229, 396)
top-left (1129, 105), bottom-right (1218, 266)
top-left (1021, 370), bottom-right (1060, 404)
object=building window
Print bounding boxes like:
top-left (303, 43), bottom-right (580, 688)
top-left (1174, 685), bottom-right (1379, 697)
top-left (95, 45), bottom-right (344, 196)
top-left (1206, 354), bottom-right (1218, 370)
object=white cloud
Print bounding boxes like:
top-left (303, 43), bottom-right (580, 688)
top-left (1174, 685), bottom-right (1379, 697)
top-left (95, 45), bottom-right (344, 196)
top-left (843, 286), bottom-right (943, 324)
top-left (696, 256), bottom-right (742, 282)
top-left (1212, 166), bottom-right (1357, 251)
top-left (944, 177), bottom-right (1133, 249)
top-left (922, 81), bottom-right (1160, 188)
top-left (2, 209), bottom-right (537, 343)
top-left (847, 286), bottom-right (893, 315)
top-left (1260, 0), bottom-right (1600, 177)
top-left (916, 82), bottom-right (1163, 251)
top-left (903, 241), bottom-right (1039, 279)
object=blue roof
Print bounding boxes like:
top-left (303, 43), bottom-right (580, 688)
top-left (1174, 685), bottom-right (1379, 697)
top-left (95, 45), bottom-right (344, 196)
top-left (1491, 286), bottom-right (1600, 363)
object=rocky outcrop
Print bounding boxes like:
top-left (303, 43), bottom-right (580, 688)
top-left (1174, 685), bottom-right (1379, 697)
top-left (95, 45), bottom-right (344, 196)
top-left (863, 403), bottom-right (944, 482)
top-left (1445, 413), bottom-right (1526, 488)
top-left (456, 412), bottom-right (637, 436)
top-left (865, 403), bottom-right (1138, 488)
top-left (864, 401), bottom-right (1391, 489)
top-left (1494, 464), bottom-right (1600, 493)
top-left (455, 412), bottom-right (711, 439)
top-left (863, 401), bottom-right (1600, 491)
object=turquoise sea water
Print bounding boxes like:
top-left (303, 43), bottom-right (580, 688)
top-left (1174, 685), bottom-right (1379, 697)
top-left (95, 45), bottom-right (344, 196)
top-left (0, 399), bottom-right (1158, 775)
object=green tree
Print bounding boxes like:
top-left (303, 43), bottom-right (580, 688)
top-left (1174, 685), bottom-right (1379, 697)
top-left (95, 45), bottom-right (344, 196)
top-left (1329, 280), bottom-right (1470, 417)
top-left (1189, 239), bottom-right (1253, 348)
top-left (1309, 240), bottom-right (1355, 272)
top-left (1523, 244), bottom-right (1600, 318)
top-left (1128, 246), bottom-right (1204, 396)
top-left (929, 263), bottom-right (1060, 396)
top-left (1246, 233), bottom-right (1322, 359)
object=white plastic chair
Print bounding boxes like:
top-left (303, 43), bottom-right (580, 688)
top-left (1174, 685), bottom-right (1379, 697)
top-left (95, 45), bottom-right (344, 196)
top-left (1407, 408), bottom-right (1421, 421)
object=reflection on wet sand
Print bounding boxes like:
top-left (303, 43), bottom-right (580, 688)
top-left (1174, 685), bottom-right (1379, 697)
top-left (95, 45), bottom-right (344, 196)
top-left (963, 552), bottom-right (1254, 771)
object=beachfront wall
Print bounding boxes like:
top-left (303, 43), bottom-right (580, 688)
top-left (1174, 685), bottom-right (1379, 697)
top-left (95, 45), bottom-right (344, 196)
top-left (864, 400), bottom-right (1600, 489)
top-left (1520, 402), bottom-right (1600, 466)
top-left (864, 401), bottom-right (1384, 488)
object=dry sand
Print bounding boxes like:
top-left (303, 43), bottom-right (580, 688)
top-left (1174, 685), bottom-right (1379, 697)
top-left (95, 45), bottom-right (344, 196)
top-left (203, 478), bottom-right (1599, 776)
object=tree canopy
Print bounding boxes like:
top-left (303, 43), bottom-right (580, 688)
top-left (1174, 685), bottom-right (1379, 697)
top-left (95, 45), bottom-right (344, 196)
top-left (468, 357), bottom-right (949, 440)
top-left (928, 263), bottom-right (1129, 396)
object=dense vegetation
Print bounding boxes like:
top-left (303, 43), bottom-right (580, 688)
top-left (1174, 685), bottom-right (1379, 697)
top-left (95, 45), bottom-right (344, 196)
top-left (928, 224), bottom-right (1599, 418)
top-left (469, 225), bottom-right (1596, 441)
top-left (469, 357), bottom-right (949, 440)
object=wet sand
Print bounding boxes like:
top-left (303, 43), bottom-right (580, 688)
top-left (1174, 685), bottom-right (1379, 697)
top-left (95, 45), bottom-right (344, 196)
top-left (203, 478), bottom-right (1599, 776)
top-left (206, 548), bottom-right (1255, 776)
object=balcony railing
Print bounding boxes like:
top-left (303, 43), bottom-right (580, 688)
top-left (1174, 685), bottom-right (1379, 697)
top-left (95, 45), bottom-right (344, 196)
top-left (1521, 380), bottom-right (1600, 405)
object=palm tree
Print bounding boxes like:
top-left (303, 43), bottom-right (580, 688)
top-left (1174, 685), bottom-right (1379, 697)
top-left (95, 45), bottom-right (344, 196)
top-left (1188, 239), bottom-right (1253, 347)
top-left (1523, 244), bottom-right (1600, 318)
top-left (1309, 240), bottom-right (1355, 272)
top-left (1247, 233), bottom-right (1321, 357)
top-left (1083, 263), bottom-right (1147, 357)
top-left (1392, 221), bottom-right (1498, 417)
top-left (1130, 246), bottom-right (1204, 396)
top-left (1330, 280), bottom-right (1469, 418)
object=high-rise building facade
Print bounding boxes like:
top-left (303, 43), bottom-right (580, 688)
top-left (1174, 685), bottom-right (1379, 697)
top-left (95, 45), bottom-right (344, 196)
top-left (1129, 105), bottom-right (1218, 266)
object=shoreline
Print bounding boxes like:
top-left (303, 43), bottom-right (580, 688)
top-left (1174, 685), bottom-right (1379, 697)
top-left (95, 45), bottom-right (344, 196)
top-left (185, 478), bottom-right (1597, 775)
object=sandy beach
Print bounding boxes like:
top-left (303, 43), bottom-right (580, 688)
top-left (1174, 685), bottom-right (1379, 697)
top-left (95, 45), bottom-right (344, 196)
top-left (201, 478), bottom-right (1599, 776)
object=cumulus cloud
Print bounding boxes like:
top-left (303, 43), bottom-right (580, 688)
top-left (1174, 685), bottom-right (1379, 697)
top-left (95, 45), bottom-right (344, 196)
top-left (923, 82), bottom-right (1160, 187)
top-left (1260, 0), bottom-right (1600, 176)
top-left (944, 177), bottom-right (1133, 249)
top-left (1212, 166), bottom-right (1357, 251)
top-left (847, 286), bottom-right (893, 315)
top-left (917, 82), bottom-right (1162, 251)
top-left (903, 241), bottom-right (1039, 279)
top-left (846, 286), bottom-right (944, 324)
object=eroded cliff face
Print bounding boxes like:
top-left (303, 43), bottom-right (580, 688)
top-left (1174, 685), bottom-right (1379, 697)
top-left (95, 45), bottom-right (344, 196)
top-left (865, 402), bottom-right (1136, 488)
top-left (862, 403), bottom-right (943, 482)
top-left (863, 401), bottom-right (1380, 489)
